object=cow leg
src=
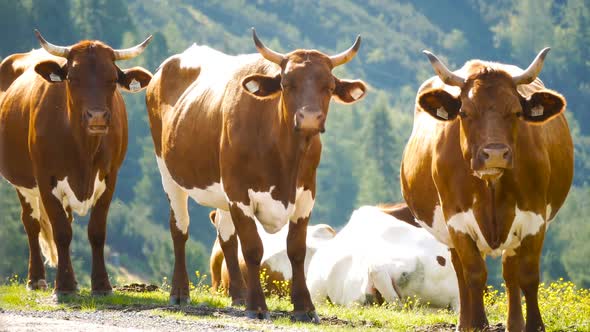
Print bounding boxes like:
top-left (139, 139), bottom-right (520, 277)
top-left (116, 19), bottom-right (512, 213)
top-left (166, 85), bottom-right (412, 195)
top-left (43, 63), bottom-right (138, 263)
top-left (213, 208), bottom-right (247, 305)
top-left (450, 248), bottom-right (470, 329)
top-left (87, 174), bottom-right (116, 296)
top-left (502, 249), bottom-right (524, 332)
top-left (16, 190), bottom-right (47, 291)
top-left (287, 217), bottom-right (319, 323)
top-left (450, 231), bottom-right (488, 330)
top-left (38, 187), bottom-right (77, 298)
top-left (229, 204), bottom-right (268, 319)
top-left (519, 230), bottom-right (546, 332)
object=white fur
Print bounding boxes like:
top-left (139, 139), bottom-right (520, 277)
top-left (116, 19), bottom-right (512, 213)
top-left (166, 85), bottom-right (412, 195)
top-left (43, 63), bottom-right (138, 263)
top-left (12, 184), bottom-right (57, 266)
top-left (51, 174), bottom-right (105, 217)
top-left (290, 188), bottom-right (314, 222)
top-left (448, 206), bottom-right (545, 257)
top-left (415, 205), bottom-right (453, 247)
top-left (156, 157), bottom-right (190, 233)
top-left (214, 208), bottom-right (235, 242)
top-left (307, 206), bottom-right (458, 308)
top-left (236, 186), bottom-right (295, 234)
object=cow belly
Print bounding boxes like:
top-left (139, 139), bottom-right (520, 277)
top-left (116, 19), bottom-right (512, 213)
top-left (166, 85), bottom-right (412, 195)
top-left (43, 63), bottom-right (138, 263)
top-left (447, 207), bottom-right (545, 257)
top-left (51, 175), bottom-right (106, 217)
top-left (186, 183), bottom-right (227, 209)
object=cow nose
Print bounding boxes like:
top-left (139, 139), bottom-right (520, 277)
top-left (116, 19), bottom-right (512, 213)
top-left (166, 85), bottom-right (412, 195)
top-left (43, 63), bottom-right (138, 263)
top-left (85, 109), bottom-right (110, 135)
top-left (294, 109), bottom-right (325, 133)
top-left (477, 143), bottom-right (513, 169)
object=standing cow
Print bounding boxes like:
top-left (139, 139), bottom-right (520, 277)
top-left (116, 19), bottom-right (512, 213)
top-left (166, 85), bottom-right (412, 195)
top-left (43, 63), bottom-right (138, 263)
top-left (0, 31), bottom-right (152, 297)
top-left (145, 29), bottom-right (367, 321)
top-left (401, 48), bottom-right (573, 331)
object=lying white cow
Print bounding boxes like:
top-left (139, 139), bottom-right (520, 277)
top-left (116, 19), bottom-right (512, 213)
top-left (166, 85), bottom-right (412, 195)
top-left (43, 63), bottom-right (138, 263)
top-left (306, 204), bottom-right (458, 308)
top-left (210, 209), bottom-right (336, 296)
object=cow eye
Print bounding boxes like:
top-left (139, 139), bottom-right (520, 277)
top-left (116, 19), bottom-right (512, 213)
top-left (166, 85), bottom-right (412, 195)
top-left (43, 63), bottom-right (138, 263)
top-left (515, 112), bottom-right (523, 118)
top-left (459, 110), bottom-right (468, 118)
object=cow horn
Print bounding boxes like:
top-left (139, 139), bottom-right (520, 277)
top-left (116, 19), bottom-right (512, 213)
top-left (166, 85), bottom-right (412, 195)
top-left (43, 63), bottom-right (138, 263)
top-left (423, 50), bottom-right (465, 88)
top-left (252, 28), bottom-right (284, 65)
top-left (330, 35), bottom-right (361, 67)
top-left (113, 35), bottom-right (153, 60)
top-left (34, 29), bottom-right (70, 58)
top-left (512, 47), bottom-right (551, 85)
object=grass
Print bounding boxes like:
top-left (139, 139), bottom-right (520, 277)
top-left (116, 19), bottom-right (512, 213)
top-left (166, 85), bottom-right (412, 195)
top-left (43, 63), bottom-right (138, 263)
top-left (1, 274), bottom-right (589, 331)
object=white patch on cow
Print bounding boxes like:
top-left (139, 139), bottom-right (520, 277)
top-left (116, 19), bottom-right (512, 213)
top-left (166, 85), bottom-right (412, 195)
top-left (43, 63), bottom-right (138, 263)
top-left (214, 209), bottom-right (235, 242)
top-left (546, 204), bottom-right (553, 223)
top-left (290, 187), bottom-right (314, 223)
top-left (15, 186), bottom-right (41, 220)
top-left (186, 183), bottom-right (228, 210)
top-left (468, 88), bottom-right (474, 100)
top-left (128, 79), bottom-right (141, 92)
top-left (415, 205), bottom-right (453, 247)
top-left (245, 80), bottom-right (260, 93)
top-left (436, 107), bottom-right (448, 120)
top-left (448, 206), bottom-right (545, 257)
top-left (51, 174), bottom-right (105, 217)
top-left (49, 73), bottom-right (61, 82)
top-left (350, 87), bottom-right (364, 100)
top-left (156, 157), bottom-right (190, 233)
top-left (531, 105), bottom-right (544, 117)
top-left (235, 186), bottom-right (295, 234)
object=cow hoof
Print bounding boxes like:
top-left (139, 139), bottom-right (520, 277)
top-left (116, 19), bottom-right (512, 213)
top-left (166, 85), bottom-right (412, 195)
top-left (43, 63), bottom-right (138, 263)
top-left (291, 310), bottom-right (320, 324)
top-left (246, 310), bottom-right (270, 320)
top-left (26, 279), bottom-right (48, 291)
top-left (91, 289), bottom-right (113, 296)
top-left (169, 295), bottom-right (190, 305)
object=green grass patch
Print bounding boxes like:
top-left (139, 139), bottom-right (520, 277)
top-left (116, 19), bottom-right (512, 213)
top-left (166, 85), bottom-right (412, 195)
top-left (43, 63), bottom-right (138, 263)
top-left (1, 276), bottom-right (589, 331)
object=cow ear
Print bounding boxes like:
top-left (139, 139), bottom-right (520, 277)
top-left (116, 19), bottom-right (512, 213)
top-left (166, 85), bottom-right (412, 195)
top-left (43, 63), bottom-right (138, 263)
top-left (241, 73), bottom-right (281, 99)
top-left (34, 60), bottom-right (66, 83)
top-left (418, 89), bottom-right (461, 121)
top-left (520, 90), bottom-right (565, 123)
top-left (333, 79), bottom-right (367, 104)
top-left (209, 210), bottom-right (217, 225)
top-left (118, 66), bottom-right (153, 93)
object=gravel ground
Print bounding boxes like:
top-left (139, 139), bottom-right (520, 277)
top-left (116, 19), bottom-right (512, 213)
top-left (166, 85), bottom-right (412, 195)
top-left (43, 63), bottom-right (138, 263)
top-left (0, 307), bottom-right (285, 332)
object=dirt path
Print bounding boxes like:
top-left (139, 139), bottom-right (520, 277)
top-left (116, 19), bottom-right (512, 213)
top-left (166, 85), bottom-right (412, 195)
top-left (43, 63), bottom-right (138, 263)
top-left (0, 309), bottom-right (273, 332)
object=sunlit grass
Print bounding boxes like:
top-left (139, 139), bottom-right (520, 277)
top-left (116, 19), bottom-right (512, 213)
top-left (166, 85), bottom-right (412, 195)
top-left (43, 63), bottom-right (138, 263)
top-left (1, 273), bottom-right (589, 331)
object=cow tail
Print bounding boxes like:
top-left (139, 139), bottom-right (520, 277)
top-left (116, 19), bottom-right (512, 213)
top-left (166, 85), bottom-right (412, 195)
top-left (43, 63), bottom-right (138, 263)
top-left (38, 216), bottom-right (58, 267)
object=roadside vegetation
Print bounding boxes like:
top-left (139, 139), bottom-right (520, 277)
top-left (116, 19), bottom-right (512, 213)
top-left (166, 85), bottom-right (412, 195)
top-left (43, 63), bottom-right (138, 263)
top-left (1, 273), bottom-right (588, 331)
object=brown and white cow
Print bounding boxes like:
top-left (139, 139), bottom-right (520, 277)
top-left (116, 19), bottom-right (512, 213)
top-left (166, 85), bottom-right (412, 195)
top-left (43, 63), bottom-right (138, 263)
top-left (0, 30), bottom-right (152, 297)
top-left (145, 29), bottom-right (367, 321)
top-left (401, 49), bottom-right (573, 331)
top-left (208, 209), bottom-right (336, 297)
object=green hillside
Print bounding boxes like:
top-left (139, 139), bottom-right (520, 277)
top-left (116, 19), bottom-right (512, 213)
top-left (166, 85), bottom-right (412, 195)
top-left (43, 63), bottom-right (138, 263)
top-left (0, 0), bottom-right (589, 290)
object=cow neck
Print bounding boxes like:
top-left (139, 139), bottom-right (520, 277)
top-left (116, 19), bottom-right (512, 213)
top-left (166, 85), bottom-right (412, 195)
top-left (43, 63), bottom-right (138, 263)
top-left (274, 96), bottom-right (313, 198)
top-left (65, 88), bottom-right (103, 165)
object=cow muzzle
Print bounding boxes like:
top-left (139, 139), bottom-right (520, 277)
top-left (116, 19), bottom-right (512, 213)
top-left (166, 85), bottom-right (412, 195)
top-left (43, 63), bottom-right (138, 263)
top-left (85, 109), bottom-right (110, 135)
top-left (473, 143), bottom-right (513, 181)
top-left (294, 109), bottom-right (326, 134)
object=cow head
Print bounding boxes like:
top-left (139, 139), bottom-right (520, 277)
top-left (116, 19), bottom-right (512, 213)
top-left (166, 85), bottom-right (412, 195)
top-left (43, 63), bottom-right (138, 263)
top-left (417, 49), bottom-right (565, 183)
top-left (33, 30), bottom-right (152, 136)
top-left (242, 29), bottom-right (367, 135)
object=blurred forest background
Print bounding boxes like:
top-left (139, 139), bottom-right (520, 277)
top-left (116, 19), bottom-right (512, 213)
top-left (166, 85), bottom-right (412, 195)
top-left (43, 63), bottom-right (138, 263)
top-left (0, 0), bottom-right (589, 289)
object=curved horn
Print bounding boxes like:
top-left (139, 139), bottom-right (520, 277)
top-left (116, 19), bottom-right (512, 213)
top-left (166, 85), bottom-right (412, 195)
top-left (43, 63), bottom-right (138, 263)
top-left (34, 29), bottom-right (70, 58)
top-left (330, 35), bottom-right (361, 67)
top-left (252, 28), bottom-right (284, 65)
top-left (423, 50), bottom-right (465, 87)
top-left (512, 47), bottom-right (551, 85)
top-left (113, 35), bottom-right (153, 60)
